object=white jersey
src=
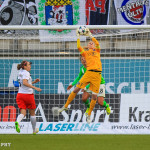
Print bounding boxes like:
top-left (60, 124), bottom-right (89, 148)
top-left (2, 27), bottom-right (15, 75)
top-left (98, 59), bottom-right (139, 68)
top-left (18, 69), bottom-right (33, 94)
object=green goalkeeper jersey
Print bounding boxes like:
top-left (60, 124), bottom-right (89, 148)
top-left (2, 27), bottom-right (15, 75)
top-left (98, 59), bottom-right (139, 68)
top-left (71, 66), bottom-right (105, 88)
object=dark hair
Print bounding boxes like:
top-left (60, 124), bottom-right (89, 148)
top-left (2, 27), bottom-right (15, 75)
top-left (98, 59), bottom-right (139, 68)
top-left (17, 60), bottom-right (28, 70)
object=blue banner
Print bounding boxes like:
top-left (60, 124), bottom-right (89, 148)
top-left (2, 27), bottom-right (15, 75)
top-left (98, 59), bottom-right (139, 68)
top-left (0, 58), bottom-right (150, 94)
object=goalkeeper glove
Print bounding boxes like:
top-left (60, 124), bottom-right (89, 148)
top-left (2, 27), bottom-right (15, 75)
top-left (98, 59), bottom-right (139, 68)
top-left (86, 28), bottom-right (93, 38)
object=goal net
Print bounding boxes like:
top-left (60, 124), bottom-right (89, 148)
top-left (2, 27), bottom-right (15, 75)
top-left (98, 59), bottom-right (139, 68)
top-left (0, 25), bottom-right (150, 134)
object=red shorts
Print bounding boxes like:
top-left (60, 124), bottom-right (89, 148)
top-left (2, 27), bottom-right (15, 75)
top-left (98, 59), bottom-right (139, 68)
top-left (16, 93), bottom-right (36, 110)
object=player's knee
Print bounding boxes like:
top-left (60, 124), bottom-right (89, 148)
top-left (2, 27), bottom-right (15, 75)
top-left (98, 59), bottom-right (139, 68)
top-left (98, 100), bottom-right (103, 106)
top-left (21, 109), bottom-right (26, 116)
top-left (29, 109), bottom-right (35, 116)
top-left (98, 97), bottom-right (104, 106)
top-left (82, 96), bottom-right (87, 102)
top-left (73, 87), bottom-right (80, 93)
top-left (92, 94), bottom-right (97, 100)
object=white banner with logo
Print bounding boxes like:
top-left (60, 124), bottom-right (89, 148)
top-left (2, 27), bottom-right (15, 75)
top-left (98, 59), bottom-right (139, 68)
top-left (1, 94), bottom-right (150, 134)
top-left (1, 122), bottom-right (150, 134)
top-left (120, 94), bottom-right (150, 122)
top-left (36, 0), bottom-right (85, 42)
top-left (114, 0), bottom-right (149, 25)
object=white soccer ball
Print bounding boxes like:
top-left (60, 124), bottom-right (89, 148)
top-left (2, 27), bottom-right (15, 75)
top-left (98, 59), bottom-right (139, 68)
top-left (77, 26), bottom-right (88, 36)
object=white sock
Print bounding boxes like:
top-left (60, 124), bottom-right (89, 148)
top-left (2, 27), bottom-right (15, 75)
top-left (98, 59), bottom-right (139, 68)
top-left (16, 114), bottom-right (24, 123)
top-left (31, 116), bottom-right (36, 132)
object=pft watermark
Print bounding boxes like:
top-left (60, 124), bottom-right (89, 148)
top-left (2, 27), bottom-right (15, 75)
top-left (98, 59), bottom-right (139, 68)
top-left (1, 143), bottom-right (11, 147)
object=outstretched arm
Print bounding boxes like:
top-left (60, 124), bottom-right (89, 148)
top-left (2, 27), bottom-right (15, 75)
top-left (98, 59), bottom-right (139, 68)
top-left (67, 67), bottom-right (84, 90)
top-left (72, 67), bottom-right (84, 86)
top-left (86, 29), bottom-right (100, 52)
top-left (92, 37), bottom-right (100, 52)
top-left (76, 29), bottom-right (85, 56)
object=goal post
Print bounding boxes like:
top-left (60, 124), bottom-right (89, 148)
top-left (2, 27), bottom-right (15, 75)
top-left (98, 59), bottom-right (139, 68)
top-left (1, 25), bottom-right (150, 30)
top-left (0, 25), bottom-right (150, 134)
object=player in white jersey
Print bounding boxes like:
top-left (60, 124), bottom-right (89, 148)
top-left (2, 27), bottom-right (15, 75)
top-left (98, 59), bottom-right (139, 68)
top-left (15, 60), bottom-right (42, 134)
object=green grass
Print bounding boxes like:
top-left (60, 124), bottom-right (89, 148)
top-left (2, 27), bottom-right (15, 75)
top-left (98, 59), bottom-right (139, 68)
top-left (0, 134), bottom-right (150, 150)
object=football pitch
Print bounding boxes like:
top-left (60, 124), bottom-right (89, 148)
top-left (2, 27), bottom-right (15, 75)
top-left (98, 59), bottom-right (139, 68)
top-left (0, 134), bottom-right (150, 150)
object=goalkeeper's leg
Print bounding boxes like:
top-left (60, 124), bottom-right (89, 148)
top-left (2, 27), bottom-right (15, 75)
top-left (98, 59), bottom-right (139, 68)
top-left (58, 87), bottom-right (81, 113)
top-left (87, 94), bottom-right (97, 124)
top-left (82, 91), bottom-right (90, 116)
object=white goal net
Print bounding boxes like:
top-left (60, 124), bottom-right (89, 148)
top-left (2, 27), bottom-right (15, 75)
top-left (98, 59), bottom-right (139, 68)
top-left (0, 25), bottom-right (150, 134)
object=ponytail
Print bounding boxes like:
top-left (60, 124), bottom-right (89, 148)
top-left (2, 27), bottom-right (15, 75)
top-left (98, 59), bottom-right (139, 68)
top-left (17, 64), bottom-right (22, 70)
top-left (17, 60), bottom-right (27, 70)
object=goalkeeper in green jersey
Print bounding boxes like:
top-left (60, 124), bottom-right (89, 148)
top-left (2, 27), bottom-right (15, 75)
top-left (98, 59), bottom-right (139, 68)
top-left (66, 56), bottom-right (111, 115)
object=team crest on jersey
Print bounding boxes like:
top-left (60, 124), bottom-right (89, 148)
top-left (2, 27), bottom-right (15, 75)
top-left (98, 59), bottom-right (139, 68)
top-left (117, 0), bottom-right (149, 25)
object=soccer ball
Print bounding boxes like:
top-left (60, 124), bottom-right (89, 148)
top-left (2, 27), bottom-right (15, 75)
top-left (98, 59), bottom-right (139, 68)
top-left (77, 26), bottom-right (88, 36)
